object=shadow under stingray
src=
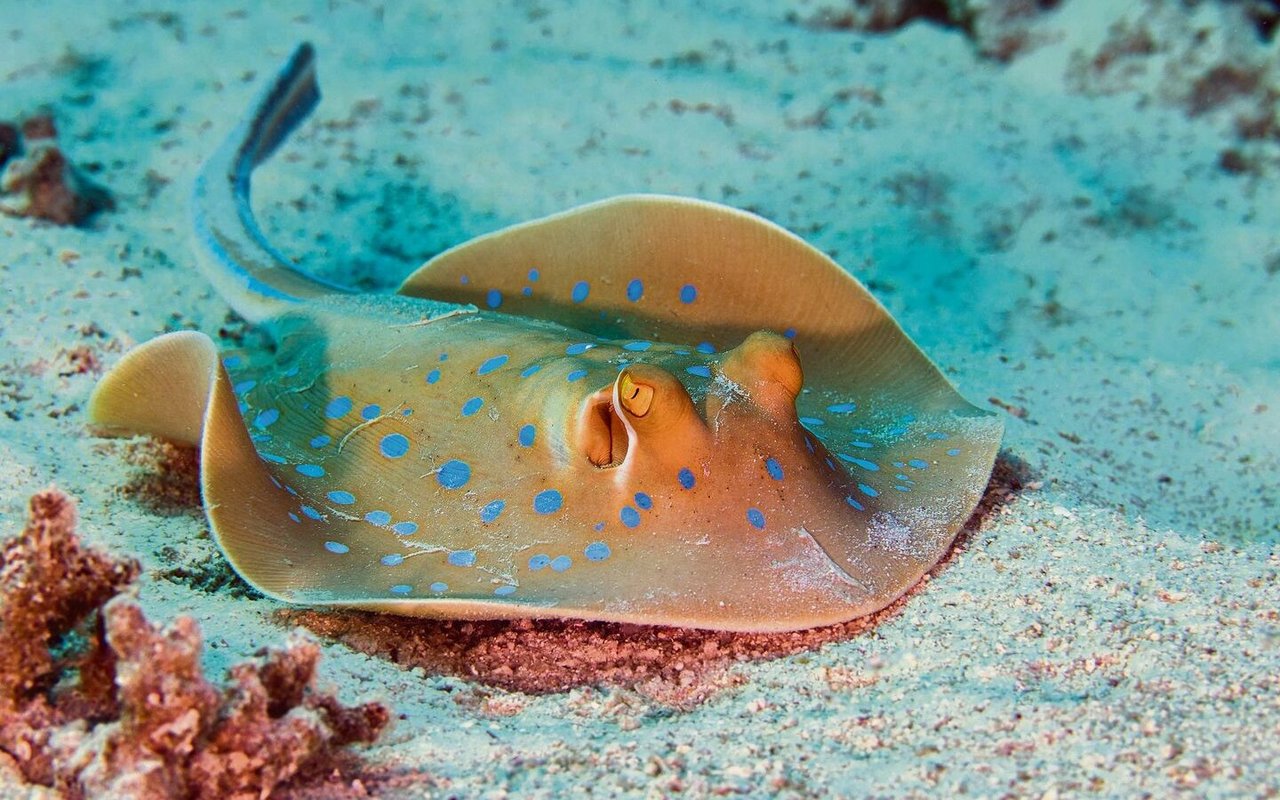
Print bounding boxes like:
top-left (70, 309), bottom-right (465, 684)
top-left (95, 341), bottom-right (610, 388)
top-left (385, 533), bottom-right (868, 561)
top-left (278, 450), bottom-right (1034, 707)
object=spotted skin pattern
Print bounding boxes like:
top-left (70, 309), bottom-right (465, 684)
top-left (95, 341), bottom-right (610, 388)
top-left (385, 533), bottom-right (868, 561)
top-left (209, 292), bottom-right (992, 627)
top-left (87, 44), bottom-right (1002, 632)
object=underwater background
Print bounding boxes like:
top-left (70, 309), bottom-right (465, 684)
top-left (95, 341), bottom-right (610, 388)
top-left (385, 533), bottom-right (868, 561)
top-left (1, 1), bottom-right (1277, 797)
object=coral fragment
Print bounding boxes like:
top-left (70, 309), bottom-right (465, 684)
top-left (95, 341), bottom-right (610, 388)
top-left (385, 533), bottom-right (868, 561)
top-left (0, 488), bottom-right (389, 799)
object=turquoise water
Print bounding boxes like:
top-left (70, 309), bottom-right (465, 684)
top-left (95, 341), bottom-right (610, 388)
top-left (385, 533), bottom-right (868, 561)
top-left (1, 2), bottom-right (1278, 796)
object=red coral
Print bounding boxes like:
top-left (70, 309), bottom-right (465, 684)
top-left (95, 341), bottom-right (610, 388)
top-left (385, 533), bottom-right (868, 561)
top-left (0, 489), bottom-right (389, 799)
top-left (0, 489), bottom-right (138, 785)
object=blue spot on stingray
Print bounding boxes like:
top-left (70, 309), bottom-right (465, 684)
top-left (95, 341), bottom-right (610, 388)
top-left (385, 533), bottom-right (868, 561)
top-left (747, 508), bottom-right (766, 529)
top-left (947, 448), bottom-right (961, 457)
top-left (678, 468), bottom-right (696, 489)
top-left (486, 288), bottom-right (502, 308)
top-left (620, 507), bottom-right (640, 528)
top-left (594, 521), bottom-right (605, 531)
top-left (908, 458), bottom-right (930, 469)
top-left (858, 483), bottom-right (879, 498)
top-left (566, 342), bottom-right (593, 355)
top-left (674, 348), bottom-right (691, 356)
top-left (679, 284), bottom-right (697, 303)
top-left (389, 584), bottom-right (412, 595)
top-left (634, 492), bottom-right (653, 510)
top-left (297, 464), bottom-right (324, 478)
top-left (223, 355), bottom-right (243, 368)
top-left (799, 416), bottom-right (825, 426)
top-left (571, 281), bottom-right (590, 303)
top-left (533, 489), bottom-right (563, 515)
top-left (365, 510), bottom-right (391, 526)
top-left (927, 432), bottom-right (949, 440)
top-left (494, 585), bottom-right (517, 597)
top-left (850, 441), bottom-right (873, 449)
top-left (696, 342), bottom-right (716, 354)
top-left (765, 458), bottom-right (784, 480)
top-left (324, 541), bottom-right (349, 554)
top-left (448, 550), bottom-right (477, 567)
top-left (518, 424), bottom-right (536, 447)
top-left (895, 485), bottom-right (911, 492)
top-left (550, 555), bottom-right (572, 572)
top-left (254, 408), bottom-right (279, 428)
top-left (310, 435), bottom-right (330, 448)
top-left (288, 512), bottom-right (300, 523)
top-left (361, 404), bottom-right (381, 420)
top-left (261, 453), bottom-right (286, 464)
top-left (584, 542), bottom-right (611, 561)
top-left (392, 521), bottom-right (419, 536)
top-left (566, 369), bottom-right (588, 382)
top-left (430, 581), bottom-right (448, 593)
top-left (461, 397), bottom-right (484, 416)
top-left (325, 396), bottom-right (352, 418)
top-left (837, 454), bottom-right (879, 471)
top-left (522, 286), bottom-right (532, 297)
top-left (301, 505), bottom-right (322, 520)
top-left (846, 496), bottom-right (866, 511)
top-left (327, 490), bottom-right (355, 505)
top-left (528, 554), bottom-right (550, 570)
top-left (528, 268), bottom-right (540, 281)
top-left (827, 402), bottom-right (857, 413)
top-left (784, 327), bottom-right (797, 339)
top-left (477, 354), bottom-right (509, 375)
top-left (381, 554), bottom-right (404, 566)
top-left (626, 279), bottom-right (644, 301)
top-left (459, 275), bottom-right (469, 285)
top-left (686, 365), bottom-right (712, 378)
top-left (480, 500), bottom-right (505, 523)
top-left (234, 379), bottom-right (256, 395)
top-left (623, 340), bottom-right (651, 352)
top-left (521, 364), bottom-right (543, 378)
top-left (402, 408), bottom-right (413, 416)
top-left (426, 369), bottom-right (441, 384)
top-left (439, 353), bottom-right (449, 361)
top-left (437, 460), bottom-right (471, 489)
top-left (380, 433), bottom-right (410, 459)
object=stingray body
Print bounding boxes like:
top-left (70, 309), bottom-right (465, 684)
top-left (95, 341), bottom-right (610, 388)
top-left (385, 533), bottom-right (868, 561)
top-left (89, 44), bottom-right (1002, 632)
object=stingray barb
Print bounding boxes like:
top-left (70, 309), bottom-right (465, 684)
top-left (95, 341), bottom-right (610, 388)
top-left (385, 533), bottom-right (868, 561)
top-left (89, 43), bottom-right (1002, 633)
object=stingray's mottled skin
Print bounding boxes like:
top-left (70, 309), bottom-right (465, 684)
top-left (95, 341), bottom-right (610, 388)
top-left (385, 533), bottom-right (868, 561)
top-left (89, 44), bottom-right (1002, 632)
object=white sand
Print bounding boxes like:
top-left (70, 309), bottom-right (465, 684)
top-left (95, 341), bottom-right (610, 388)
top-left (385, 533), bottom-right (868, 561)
top-left (2, 1), bottom-right (1277, 796)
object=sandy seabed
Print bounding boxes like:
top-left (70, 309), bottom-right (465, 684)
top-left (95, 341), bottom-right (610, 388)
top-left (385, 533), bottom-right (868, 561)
top-left (1, 1), bottom-right (1278, 797)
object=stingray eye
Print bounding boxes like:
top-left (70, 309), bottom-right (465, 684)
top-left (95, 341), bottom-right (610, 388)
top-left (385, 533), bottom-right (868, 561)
top-left (617, 372), bottom-right (655, 418)
top-left (721, 331), bottom-right (804, 399)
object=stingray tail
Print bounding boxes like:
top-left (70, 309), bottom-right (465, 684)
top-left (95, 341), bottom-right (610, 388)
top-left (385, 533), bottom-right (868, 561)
top-left (191, 42), bottom-right (350, 324)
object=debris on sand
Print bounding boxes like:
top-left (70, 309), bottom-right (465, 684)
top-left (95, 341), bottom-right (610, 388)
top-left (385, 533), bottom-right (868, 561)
top-left (0, 488), bottom-right (390, 799)
top-left (0, 115), bottom-right (112, 225)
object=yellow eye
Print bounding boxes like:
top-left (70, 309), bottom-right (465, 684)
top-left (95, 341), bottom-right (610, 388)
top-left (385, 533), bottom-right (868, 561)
top-left (618, 372), bottom-right (655, 418)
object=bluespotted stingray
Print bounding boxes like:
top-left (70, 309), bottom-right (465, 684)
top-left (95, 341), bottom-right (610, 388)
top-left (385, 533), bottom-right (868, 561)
top-left (89, 44), bottom-right (1002, 632)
